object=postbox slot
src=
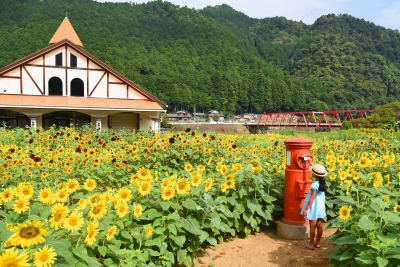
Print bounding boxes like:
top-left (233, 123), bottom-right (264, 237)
top-left (296, 180), bottom-right (313, 199)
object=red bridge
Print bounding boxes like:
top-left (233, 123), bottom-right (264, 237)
top-left (245, 109), bottom-right (374, 133)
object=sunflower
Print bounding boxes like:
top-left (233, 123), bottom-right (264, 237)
top-left (1, 188), bottom-right (15, 203)
top-left (38, 188), bottom-right (55, 205)
top-left (16, 182), bottom-right (34, 200)
top-left (7, 220), bottom-right (48, 248)
top-left (176, 179), bottom-right (190, 195)
top-left (55, 189), bottom-right (69, 203)
top-left (145, 225), bottom-right (153, 237)
top-left (184, 163), bottom-right (193, 172)
top-left (0, 248), bottom-right (29, 267)
top-left (161, 187), bottom-right (175, 201)
top-left (106, 225), bottom-right (117, 241)
top-left (84, 220), bottom-right (99, 246)
top-left (50, 203), bottom-right (69, 230)
top-left (133, 203), bottom-right (143, 218)
top-left (372, 172), bottom-right (383, 188)
top-left (197, 164), bottom-right (205, 173)
top-left (358, 157), bottom-right (371, 168)
top-left (33, 245), bottom-right (57, 267)
top-left (12, 198), bottom-right (30, 214)
top-left (161, 178), bottom-right (174, 189)
top-left (220, 182), bottom-right (228, 193)
top-left (115, 202), bottom-right (129, 218)
top-left (63, 211), bottom-right (84, 232)
top-left (84, 179), bottom-right (97, 191)
top-left (65, 179), bottom-right (80, 193)
top-left (41, 171), bottom-right (49, 179)
top-left (136, 167), bottom-right (152, 181)
top-left (88, 202), bottom-right (107, 220)
top-left (116, 188), bottom-right (131, 202)
top-left (77, 199), bottom-right (87, 210)
top-left (338, 206), bottom-right (351, 220)
top-left (137, 181), bottom-right (152, 197)
top-left (204, 178), bottom-right (213, 192)
top-left (190, 171), bottom-right (202, 187)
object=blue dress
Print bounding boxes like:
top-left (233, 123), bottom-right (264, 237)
top-left (300, 180), bottom-right (326, 220)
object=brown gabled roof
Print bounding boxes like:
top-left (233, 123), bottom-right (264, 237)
top-left (0, 39), bottom-right (166, 108)
top-left (49, 17), bottom-right (83, 47)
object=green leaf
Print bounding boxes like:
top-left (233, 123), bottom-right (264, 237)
top-left (177, 249), bottom-right (187, 264)
top-left (158, 201), bottom-right (171, 211)
top-left (376, 257), bottom-right (389, 267)
top-left (242, 211), bottom-right (253, 224)
top-left (103, 258), bottom-right (114, 267)
top-left (182, 199), bottom-right (198, 210)
top-left (182, 218), bottom-right (201, 236)
top-left (187, 235), bottom-right (200, 252)
top-left (206, 237), bottom-right (217, 247)
top-left (171, 235), bottom-right (186, 247)
top-left (72, 247), bottom-right (88, 262)
top-left (358, 215), bottom-right (379, 231)
top-left (337, 195), bottom-right (355, 204)
top-left (143, 208), bottom-right (162, 220)
top-left (355, 251), bottom-right (374, 265)
top-left (385, 248), bottom-right (400, 259)
top-left (246, 199), bottom-right (258, 213)
top-left (199, 230), bottom-right (209, 243)
top-left (167, 224), bottom-right (177, 235)
top-left (98, 246), bottom-right (107, 257)
top-left (339, 250), bottom-right (354, 261)
top-left (333, 235), bottom-right (358, 245)
top-left (120, 230), bottom-right (132, 240)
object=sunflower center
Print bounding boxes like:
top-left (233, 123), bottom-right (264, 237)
top-left (3, 259), bottom-right (18, 267)
top-left (142, 184), bottom-right (149, 191)
top-left (20, 226), bottom-right (39, 239)
top-left (88, 229), bottom-right (95, 238)
top-left (40, 254), bottom-right (49, 261)
top-left (17, 202), bottom-right (25, 208)
top-left (69, 218), bottom-right (77, 226)
top-left (54, 212), bottom-right (63, 221)
top-left (93, 206), bottom-right (102, 214)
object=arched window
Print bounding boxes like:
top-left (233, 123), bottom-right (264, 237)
top-left (48, 77), bottom-right (63, 96)
top-left (71, 78), bottom-right (84, 97)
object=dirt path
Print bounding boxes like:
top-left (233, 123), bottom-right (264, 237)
top-left (196, 222), bottom-right (336, 267)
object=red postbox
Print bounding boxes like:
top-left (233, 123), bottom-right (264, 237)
top-left (282, 137), bottom-right (314, 226)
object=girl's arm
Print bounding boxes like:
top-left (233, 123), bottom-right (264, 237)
top-left (303, 190), bottom-right (316, 217)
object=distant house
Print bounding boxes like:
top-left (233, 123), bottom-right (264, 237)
top-left (208, 110), bottom-right (224, 121)
top-left (166, 110), bottom-right (192, 121)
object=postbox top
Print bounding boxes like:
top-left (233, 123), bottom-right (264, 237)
top-left (284, 137), bottom-right (313, 149)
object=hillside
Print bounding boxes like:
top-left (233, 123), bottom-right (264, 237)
top-left (1, 0), bottom-right (400, 113)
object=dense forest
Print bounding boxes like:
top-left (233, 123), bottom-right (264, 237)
top-left (1, 0), bottom-right (400, 115)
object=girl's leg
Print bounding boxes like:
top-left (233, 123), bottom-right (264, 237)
top-left (307, 219), bottom-right (317, 249)
top-left (314, 218), bottom-right (323, 247)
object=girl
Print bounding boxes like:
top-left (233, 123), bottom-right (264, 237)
top-left (301, 164), bottom-right (327, 250)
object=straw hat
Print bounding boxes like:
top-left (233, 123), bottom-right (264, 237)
top-left (310, 164), bottom-right (328, 177)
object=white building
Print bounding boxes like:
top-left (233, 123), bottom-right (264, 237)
top-left (0, 17), bottom-right (166, 131)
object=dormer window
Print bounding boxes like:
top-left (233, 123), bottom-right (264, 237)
top-left (70, 53), bottom-right (77, 67)
top-left (55, 53), bottom-right (63, 66)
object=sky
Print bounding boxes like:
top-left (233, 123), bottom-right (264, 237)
top-left (96, 0), bottom-right (400, 31)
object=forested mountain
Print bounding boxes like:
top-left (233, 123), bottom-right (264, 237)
top-left (1, 0), bottom-right (400, 115)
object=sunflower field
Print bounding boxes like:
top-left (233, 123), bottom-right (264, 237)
top-left (0, 125), bottom-right (399, 267)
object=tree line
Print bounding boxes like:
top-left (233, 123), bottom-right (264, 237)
top-left (1, 0), bottom-right (400, 114)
